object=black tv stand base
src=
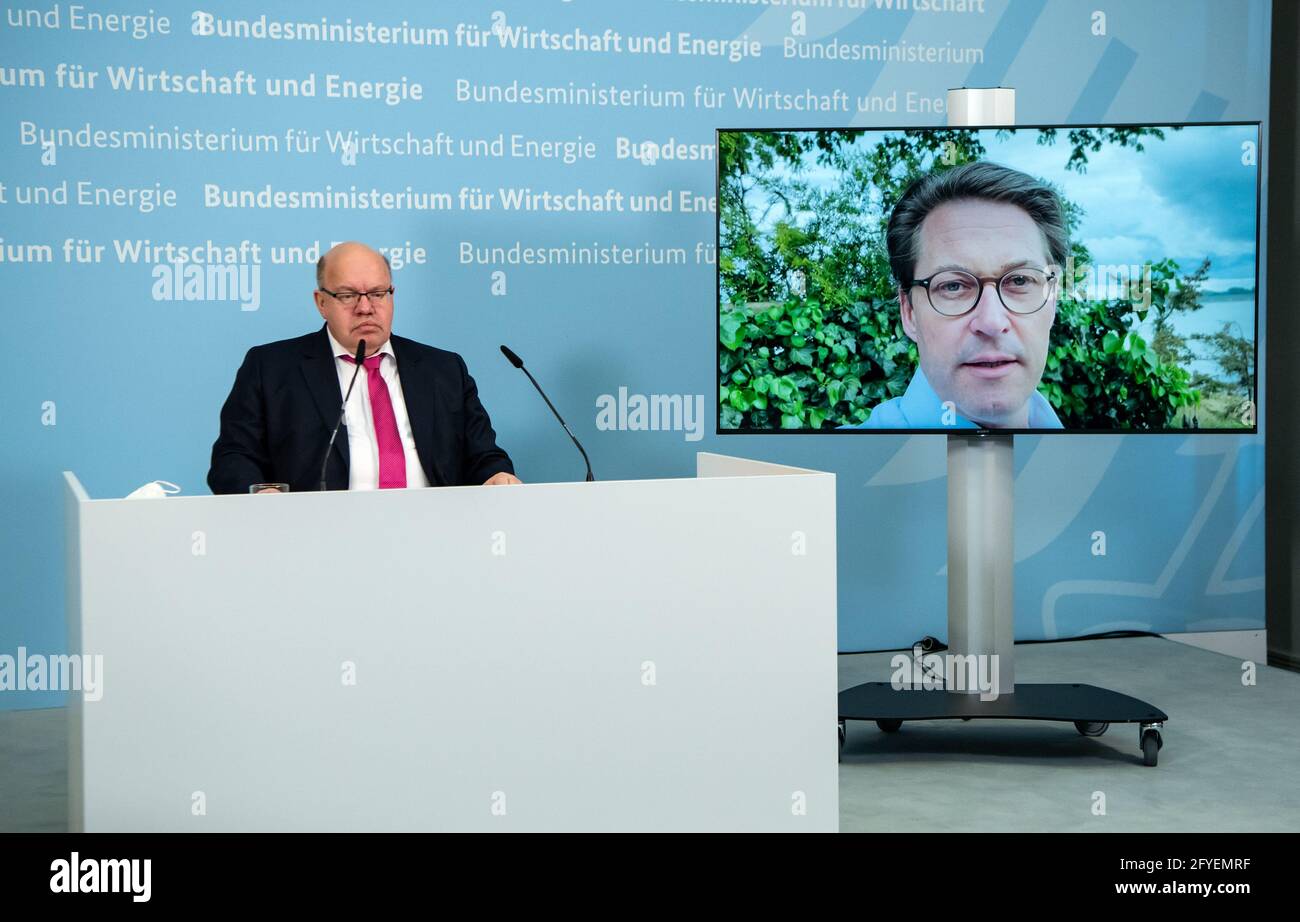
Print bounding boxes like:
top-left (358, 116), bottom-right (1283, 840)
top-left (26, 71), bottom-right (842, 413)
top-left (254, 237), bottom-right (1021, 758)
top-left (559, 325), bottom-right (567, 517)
top-left (837, 682), bottom-right (1169, 766)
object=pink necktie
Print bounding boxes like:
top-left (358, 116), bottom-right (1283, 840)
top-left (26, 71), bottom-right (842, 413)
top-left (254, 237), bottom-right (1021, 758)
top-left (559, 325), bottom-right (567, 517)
top-left (343, 353), bottom-right (407, 489)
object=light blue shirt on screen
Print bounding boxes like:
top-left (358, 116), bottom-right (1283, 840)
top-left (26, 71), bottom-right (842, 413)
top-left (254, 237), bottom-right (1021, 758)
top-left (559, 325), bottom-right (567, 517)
top-left (841, 367), bottom-right (1064, 429)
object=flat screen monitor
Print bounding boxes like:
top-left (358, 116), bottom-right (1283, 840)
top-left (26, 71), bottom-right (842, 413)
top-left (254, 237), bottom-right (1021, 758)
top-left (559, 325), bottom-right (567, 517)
top-left (716, 122), bottom-right (1260, 433)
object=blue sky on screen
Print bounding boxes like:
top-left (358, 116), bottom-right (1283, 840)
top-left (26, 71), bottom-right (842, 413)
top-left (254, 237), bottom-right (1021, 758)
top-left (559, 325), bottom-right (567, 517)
top-left (988, 125), bottom-right (1258, 293)
top-left (747, 124), bottom-right (1259, 294)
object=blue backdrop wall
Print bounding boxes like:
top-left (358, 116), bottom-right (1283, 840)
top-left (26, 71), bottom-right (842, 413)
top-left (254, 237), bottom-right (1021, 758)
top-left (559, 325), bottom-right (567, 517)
top-left (0, 0), bottom-right (1271, 709)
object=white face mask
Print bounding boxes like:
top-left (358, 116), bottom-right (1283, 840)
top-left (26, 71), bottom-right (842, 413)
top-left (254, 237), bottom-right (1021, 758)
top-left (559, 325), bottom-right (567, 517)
top-left (125, 480), bottom-right (181, 500)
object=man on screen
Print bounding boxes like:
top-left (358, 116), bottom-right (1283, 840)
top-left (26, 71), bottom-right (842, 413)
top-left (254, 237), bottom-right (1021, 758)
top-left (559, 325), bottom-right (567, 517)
top-left (208, 241), bottom-right (520, 493)
top-left (851, 161), bottom-right (1065, 429)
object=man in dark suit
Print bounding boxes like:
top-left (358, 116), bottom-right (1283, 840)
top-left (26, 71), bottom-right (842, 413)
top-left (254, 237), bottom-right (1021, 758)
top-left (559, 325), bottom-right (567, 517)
top-left (208, 241), bottom-right (519, 494)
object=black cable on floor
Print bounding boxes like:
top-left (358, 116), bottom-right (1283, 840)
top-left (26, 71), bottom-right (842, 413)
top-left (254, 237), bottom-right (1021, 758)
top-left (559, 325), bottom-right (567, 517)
top-left (837, 629), bottom-right (1165, 656)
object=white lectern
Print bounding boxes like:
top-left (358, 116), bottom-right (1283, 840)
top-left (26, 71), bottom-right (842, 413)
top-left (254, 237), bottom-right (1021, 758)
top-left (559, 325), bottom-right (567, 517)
top-left (64, 453), bottom-right (837, 832)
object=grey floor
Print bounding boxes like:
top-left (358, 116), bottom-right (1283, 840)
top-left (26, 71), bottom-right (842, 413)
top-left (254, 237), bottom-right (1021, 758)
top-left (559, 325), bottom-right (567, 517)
top-left (2, 637), bottom-right (1296, 832)
top-left (838, 636), bottom-right (1300, 831)
top-left (0, 705), bottom-right (66, 833)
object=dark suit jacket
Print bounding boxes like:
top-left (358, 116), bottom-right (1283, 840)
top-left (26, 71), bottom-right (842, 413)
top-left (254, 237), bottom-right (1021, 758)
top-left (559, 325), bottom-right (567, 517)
top-left (208, 326), bottom-right (514, 494)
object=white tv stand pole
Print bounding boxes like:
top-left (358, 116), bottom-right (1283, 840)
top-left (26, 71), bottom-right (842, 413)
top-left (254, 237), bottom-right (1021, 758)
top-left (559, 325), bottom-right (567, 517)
top-left (946, 87), bottom-right (1018, 696)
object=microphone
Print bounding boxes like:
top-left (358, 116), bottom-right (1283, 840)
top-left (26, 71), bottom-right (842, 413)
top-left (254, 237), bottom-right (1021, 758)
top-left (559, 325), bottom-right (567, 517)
top-left (500, 344), bottom-right (594, 482)
top-left (319, 339), bottom-right (366, 491)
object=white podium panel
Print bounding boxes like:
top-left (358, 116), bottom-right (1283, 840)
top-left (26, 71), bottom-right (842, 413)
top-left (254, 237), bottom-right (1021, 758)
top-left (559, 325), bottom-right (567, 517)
top-left (65, 453), bottom-right (837, 832)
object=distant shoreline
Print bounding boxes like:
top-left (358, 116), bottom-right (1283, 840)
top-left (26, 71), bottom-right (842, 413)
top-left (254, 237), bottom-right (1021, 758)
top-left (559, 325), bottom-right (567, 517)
top-left (1200, 288), bottom-right (1255, 299)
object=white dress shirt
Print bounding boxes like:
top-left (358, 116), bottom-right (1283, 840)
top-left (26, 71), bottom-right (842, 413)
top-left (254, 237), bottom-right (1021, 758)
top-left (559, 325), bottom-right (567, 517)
top-left (327, 329), bottom-right (430, 490)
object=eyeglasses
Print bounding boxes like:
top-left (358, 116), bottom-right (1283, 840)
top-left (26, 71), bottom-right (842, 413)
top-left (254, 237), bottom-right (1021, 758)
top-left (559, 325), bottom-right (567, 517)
top-left (910, 267), bottom-right (1056, 317)
top-left (319, 286), bottom-right (394, 308)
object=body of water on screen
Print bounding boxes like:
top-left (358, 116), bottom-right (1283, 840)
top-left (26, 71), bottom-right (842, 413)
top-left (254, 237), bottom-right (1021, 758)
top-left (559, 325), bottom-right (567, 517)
top-left (1134, 294), bottom-right (1255, 381)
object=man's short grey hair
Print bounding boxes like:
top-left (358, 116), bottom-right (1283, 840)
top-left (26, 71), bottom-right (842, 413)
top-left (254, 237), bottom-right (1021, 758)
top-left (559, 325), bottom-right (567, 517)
top-left (315, 250), bottom-right (392, 289)
top-left (885, 161), bottom-right (1070, 290)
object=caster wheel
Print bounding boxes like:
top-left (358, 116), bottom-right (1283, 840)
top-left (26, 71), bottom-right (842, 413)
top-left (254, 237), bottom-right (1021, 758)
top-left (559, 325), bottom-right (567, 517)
top-left (1141, 729), bottom-right (1162, 767)
top-left (1074, 721), bottom-right (1109, 737)
top-left (876, 719), bottom-right (902, 733)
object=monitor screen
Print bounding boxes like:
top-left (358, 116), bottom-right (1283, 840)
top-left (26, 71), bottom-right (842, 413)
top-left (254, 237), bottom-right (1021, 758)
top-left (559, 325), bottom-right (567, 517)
top-left (716, 122), bottom-right (1260, 433)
